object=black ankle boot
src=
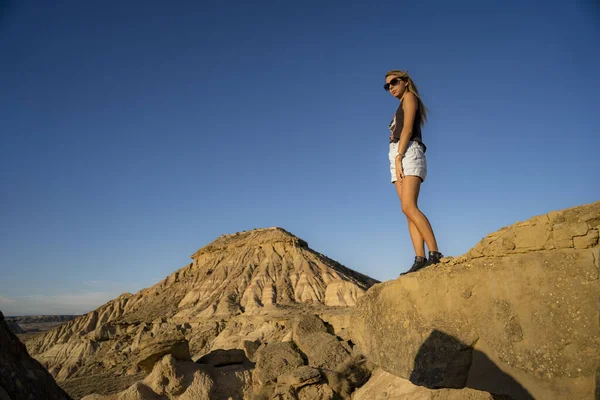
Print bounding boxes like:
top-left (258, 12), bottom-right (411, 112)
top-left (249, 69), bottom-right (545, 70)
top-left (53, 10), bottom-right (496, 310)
top-left (425, 251), bottom-right (443, 267)
top-left (400, 256), bottom-right (427, 276)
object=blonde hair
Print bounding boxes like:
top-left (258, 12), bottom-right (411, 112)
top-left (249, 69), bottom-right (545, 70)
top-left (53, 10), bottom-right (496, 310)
top-left (385, 70), bottom-right (428, 126)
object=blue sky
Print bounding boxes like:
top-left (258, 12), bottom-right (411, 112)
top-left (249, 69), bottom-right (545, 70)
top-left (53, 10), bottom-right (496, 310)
top-left (1, 0), bottom-right (599, 315)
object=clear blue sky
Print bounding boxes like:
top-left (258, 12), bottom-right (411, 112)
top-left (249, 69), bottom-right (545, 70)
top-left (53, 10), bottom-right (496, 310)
top-left (1, 0), bottom-right (599, 315)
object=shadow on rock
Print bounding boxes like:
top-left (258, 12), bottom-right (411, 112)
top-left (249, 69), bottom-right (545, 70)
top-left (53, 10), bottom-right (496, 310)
top-left (195, 348), bottom-right (251, 367)
top-left (410, 329), bottom-right (533, 400)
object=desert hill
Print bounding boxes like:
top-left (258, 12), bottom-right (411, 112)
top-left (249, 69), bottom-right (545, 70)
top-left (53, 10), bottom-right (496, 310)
top-left (2, 202), bottom-right (597, 399)
top-left (73, 201), bottom-right (599, 400)
top-left (25, 227), bottom-right (378, 397)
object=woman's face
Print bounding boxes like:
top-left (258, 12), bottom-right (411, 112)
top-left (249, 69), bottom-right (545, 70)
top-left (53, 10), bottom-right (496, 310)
top-left (385, 76), bottom-right (407, 99)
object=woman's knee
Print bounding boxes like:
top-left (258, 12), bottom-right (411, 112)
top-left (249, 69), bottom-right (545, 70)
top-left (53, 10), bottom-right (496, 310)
top-left (401, 203), bottom-right (419, 218)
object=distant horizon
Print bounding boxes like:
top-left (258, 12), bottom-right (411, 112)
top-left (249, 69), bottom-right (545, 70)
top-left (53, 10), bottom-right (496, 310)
top-left (2, 1), bottom-right (599, 315)
top-left (2, 197), bottom-right (597, 317)
top-left (4, 313), bottom-right (82, 318)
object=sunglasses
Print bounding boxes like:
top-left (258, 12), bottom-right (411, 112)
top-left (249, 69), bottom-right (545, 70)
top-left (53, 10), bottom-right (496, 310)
top-left (383, 77), bottom-right (405, 91)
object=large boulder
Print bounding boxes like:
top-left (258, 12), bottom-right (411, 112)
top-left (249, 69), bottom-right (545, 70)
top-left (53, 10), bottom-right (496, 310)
top-left (241, 339), bottom-right (261, 362)
top-left (136, 333), bottom-right (191, 373)
top-left (0, 310), bottom-right (72, 400)
top-left (82, 355), bottom-right (214, 400)
top-left (277, 365), bottom-right (321, 389)
top-left (351, 201), bottom-right (600, 400)
top-left (195, 348), bottom-right (247, 367)
top-left (292, 314), bottom-right (350, 370)
top-left (253, 342), bottom-right (304, 385)
top-left (210, 363), bottom-right (253, 400)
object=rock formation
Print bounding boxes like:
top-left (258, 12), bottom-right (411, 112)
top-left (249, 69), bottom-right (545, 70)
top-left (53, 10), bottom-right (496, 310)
top-left (352, 368), bottom-right (496, 400)
top-left (80, 355), bottom-right (218, 400)
top-left (12, 202), bottom-right (599, 399)
top-left (351, 200), bottom-right (600, 400)
top-left (83, 313), bottom-right (496, 400)
top-left (0, 310), bottom-right (72, 400)
top-left (25, 227), bottom-right (378, 397)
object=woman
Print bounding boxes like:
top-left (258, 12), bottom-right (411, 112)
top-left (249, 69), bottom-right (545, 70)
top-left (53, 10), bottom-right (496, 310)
top-left (384, 70), bottom-right (442, 275)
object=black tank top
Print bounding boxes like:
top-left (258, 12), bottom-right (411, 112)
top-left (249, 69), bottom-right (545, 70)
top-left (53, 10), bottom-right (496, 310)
top-left (389, 99), bottom-right (426, 152)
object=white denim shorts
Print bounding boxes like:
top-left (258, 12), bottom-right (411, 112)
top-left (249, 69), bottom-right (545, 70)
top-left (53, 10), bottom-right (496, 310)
top-left (389, 140), bottom-right (427, 183)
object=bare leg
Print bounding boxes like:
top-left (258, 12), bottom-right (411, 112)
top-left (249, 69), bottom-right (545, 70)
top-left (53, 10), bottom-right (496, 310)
top-left (394, 180), bottom-right (426, 257)
top-left (399, 176), bottom-right (439, 253)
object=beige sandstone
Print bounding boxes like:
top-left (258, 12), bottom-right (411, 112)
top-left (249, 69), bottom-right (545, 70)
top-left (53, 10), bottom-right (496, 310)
top-left (253, 342), bottom-right (304, 385)
top-left (10, 202), bottom-right (598, 400)
top-left (297, 383), bottom-right (335, 400)
top-left (26, 228), bottom-right (376, 387)
top-left (351, 201), bottom-right (600, 400)
top-left (136, 333), bottom-right (190, 373)
top-left (292, 315), bottom-right (350, 370)
top-left (277, 366), bottom-right (321, 388)
top-left (351, 368), bottom-right (495, 400)
top-left (81, 355), bottom-right (215, 400)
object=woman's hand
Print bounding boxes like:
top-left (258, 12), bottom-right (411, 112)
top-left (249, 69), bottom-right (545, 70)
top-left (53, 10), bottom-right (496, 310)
top-left (395, 154), bottom-right (404, 181)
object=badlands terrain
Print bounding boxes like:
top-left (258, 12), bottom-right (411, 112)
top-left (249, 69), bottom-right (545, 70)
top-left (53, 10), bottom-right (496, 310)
top-left (7, 315), bottom-right (79, 343)
top-left (7, 315), bottom-right (78, 334)
top-left (1, 201), bottom-right (598, 399)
